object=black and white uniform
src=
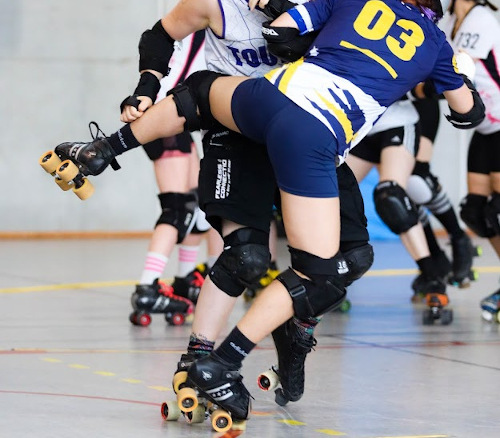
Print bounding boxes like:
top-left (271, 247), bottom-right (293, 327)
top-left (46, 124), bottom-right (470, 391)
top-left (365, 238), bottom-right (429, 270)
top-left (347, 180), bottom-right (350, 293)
top-left (440, 5), bottom-right (500, 174)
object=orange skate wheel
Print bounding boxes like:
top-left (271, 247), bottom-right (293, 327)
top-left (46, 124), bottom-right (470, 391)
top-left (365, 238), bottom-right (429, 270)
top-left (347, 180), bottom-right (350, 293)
top-left (39, 150), bottom-right (62, 174)
top-left (426, 293), bottom-right (449, 307)
top-left (185, 405), bottom-right (206, 424)
top-left (177, 386), bottom-right (198, 412)
top-left (172, 371), bottom-right (188, 393)
top-left (57, 160), bottom-right (79, 182)
top-left (73, 178), bottom-right (94, 200)
top-left (55, 177), bottom-right (72, 191)
top-left (160, 400), bottom-right (181, 421)
top-left (211, 409), bottom-right (232, 433)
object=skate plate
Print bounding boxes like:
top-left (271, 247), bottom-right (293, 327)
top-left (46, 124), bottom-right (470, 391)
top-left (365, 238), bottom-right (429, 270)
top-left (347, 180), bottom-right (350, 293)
top-left (39, 150), bottom-right (94, 200)
top-left (423, 294), bottom-right (453, 325)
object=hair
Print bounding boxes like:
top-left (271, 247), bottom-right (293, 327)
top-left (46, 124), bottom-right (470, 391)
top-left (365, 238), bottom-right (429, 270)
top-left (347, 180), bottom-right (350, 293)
top-left (450, 0), bottom-right (498, 13)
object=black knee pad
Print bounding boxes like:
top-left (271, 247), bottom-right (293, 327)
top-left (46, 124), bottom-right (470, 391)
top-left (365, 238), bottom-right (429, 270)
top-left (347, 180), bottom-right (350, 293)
top-left (156, 192), bottom-right (198, 243)
top-left (209, 228), bottom-right (270, 297)
top-left (460, 194), bottom-right (495, 238)
top-left (485, 192), bottom-right (500, 236)
top-left (168, 70), bottom-right (228, 132)
top-left (277, 247), bottom-right (348, 319)
top-left (342, 243), bottom-right (374, 286)
top-left (373, 181), bottom-right (419, 234)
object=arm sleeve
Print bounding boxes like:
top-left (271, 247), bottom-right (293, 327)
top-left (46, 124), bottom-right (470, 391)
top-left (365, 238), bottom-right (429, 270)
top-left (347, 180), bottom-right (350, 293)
top-left (287, 0), bottom-right (337, 35)
top-left (428, 42), bottom-right (465, 94)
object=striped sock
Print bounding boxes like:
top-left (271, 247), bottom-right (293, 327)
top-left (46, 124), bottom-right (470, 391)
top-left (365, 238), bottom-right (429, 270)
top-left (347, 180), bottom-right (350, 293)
top-left (139, 252), bottom-right (168, 285)
top-left (177, 245), bottom-right (200, 277)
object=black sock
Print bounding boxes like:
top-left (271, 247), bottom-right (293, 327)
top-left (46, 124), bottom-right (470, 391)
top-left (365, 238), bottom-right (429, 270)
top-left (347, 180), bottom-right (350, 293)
top-left (423, 222), bottom-right (442, 256)
top-left (434, 208), bottom-right (465, 239)
top-left (107, 124), bottom-right (141, 155)
top-left (417, 256), bottom-right (438, 279)
top-left (214, 326), bottom-right (255, 367)
top-left (187, 334), bottom-right (215, 356)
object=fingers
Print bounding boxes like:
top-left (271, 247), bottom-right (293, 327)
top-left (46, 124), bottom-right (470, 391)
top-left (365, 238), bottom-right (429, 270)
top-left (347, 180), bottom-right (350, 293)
top-left (248, 0), bottom-right (269, 11)
top-left (120, 96), bottom-right (153, 123)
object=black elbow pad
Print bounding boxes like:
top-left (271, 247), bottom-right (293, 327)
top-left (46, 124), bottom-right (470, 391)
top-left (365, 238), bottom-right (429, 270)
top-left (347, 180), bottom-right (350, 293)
top-left (261, 0), bottom-right (298, 19)
top-left (445, 75), bottom-right (485, 130)
top-left (138, 20), bottom-right (175, 75)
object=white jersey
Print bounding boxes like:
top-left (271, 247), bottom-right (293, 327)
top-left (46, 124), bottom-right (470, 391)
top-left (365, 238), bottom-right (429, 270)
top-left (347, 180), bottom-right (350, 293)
top-left (204, 0), bottom-right (284, 78)
top-left (440, 6), bottom-right (500, 135)
top-left (369, 100), bottom-right (419, 136)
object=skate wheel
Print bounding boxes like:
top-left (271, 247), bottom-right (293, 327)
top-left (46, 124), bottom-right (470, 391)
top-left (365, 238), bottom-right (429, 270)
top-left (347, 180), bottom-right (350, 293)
top-left (474, 245), bottom-right (483, 257)
top-left (257, 368), bottom-right (279, 391)
top-left (274, 388), bottom-right (290, 406)
top-left (211, 409), bottom-right (232, 433)
top-left (338, 299), bottom-right (351, 313)
top-left (481, 310), bottom-right (494, 322)
top-left (55, 177), bottom-right (72, 191)
top-left (185, 405), bottom-right (206, 424)
top-left (470, 269), bottom-right (479, 282)
top-left (177, 386), bottom-right (198, 412)
top-left (129, 311), bottom-right (151, 327)
top-left (422, 309), bottom-right (435, 325)
top-left (160, 400), bottom-right (181, 421)
top-left (73, 178), bottom-right (94, 200)
top-left (39, 150), bottom-right (62, 174)
top-left (172, 371), bottom-right (188, 393)
top-left (232, 420), bottom-right (247, 431)
top-left (440, 309), bottom-right (453, 325)
top-left (167, 313), bottom-right (185, 326)
top-left (57, 159), bottom-right (79, 182)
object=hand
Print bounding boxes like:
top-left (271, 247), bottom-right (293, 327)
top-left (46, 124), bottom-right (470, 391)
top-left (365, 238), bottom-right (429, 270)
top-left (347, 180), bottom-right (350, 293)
top-left (249, 0), bottom-right (270, 11)
top-left (120, 96), bottom-right (153, 123)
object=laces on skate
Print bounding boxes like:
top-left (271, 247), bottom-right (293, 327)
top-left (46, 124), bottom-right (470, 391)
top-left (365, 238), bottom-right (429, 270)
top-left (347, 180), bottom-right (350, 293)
top-left (88, 121), bottom-right (121, 171)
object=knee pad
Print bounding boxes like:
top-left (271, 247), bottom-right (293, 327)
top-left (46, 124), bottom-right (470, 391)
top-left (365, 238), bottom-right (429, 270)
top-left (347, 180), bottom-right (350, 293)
top-left (373, 181), bottom-right (419, 234)
top-left (209, 228), bottom-right (270, 297)
top-left (156, 192), bottom-right (198, 243)
top-left (407, 164), bottom-right (441, 205)
top-left (342, 243), bottom-right (374, 286)
top-left (168, 71), bottom-right (227, 132)
top-left (277, 247), bottom-right (348, 319)
top-left (485, 193), bottom-right (500, 236)
top-left (190, 208), bottom-right (211, 234)
top-left (460, 194), bottom-right (495, 238)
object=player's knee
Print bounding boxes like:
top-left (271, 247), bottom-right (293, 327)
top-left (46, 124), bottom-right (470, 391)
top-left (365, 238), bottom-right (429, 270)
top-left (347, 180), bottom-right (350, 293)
top-left (277, 247), bottom-right (349, 319)
top-left (168, 70), bottom-right (227, 132)
top-left (209, 228), bottom-right (270, 297)
top-left (407, 163), bottom-right (441, 205)
top-left (156, 192), bottom-right (198, 243)
top-left (460, 194), bottom-right (496, 238)
top-left (373, 181), bottom-right (419, 234)
top-left (485, 192), bottom-right (500, 236)
top-left (342, 243), bottom-right (374, 286)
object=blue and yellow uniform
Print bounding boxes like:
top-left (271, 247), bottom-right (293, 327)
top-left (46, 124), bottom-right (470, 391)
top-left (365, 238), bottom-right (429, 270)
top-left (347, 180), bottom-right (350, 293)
top-left (232, 0), bottom-right (464, 198)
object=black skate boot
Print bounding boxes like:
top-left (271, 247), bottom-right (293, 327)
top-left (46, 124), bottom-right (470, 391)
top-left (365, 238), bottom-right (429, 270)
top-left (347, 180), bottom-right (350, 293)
top-left (480, 288), bottom-right (500, 323)
top-left (184, 353), bottom-right (252, 423)
top-left (243, 261), bottom-right (280, 302)
top-left (411, 250), bottom-right (451, 303)
top-left (449, 234), bottom-right (480, 288)
top-left (129, 279), bottom-right (194, 327)
top-left (420, 277), bottom-right (453, 325)
top-left (171, 263), bottom-right (208, 304)
top-left (258, 318), bottom-right (316, 406)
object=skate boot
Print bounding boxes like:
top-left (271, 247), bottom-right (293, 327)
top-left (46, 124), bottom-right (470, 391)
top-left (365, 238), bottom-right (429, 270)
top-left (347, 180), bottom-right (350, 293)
top-left (421, 278), bottom-right (453, 325)
top-left (175, 353), bottom-right (251, 431)
top-left (480, 289), bottom-right (500, 323)
top-left (39, 122), bottom-right (119, 200)
top-left (243, 261), bottom-right (280, 302)
top-left (257, 318), bottom-right (316, 406)
top-left (129, 279), bottom-right (194, 327)
top-left (171, 263), bottom-right (208, 304)
top-left (411, 250), bottom-right (451, 303)
top-left (449, 233), bottom-right (480, 288)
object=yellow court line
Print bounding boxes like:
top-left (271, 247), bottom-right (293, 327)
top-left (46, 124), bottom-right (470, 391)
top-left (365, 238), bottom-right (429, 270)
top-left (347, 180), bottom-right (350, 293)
top-left (2, 266), bottom-right (500, 294)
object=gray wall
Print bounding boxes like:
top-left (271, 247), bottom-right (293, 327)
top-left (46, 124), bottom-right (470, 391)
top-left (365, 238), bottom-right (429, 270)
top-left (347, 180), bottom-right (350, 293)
top-left (0, 1), bottom-right (492, 232)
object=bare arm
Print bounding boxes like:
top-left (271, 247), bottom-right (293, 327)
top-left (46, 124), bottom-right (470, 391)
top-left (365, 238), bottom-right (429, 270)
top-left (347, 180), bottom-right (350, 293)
top-left (443, 83), bottom-right (474, 114)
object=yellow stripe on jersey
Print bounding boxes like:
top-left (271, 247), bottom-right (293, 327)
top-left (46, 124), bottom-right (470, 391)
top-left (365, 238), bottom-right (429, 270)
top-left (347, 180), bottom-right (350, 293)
top-left (340, 40), bottom-right (398, 79)
top-left (315, 91), bottom-right (354, 143)
top-left (272, 58), bottom-right (305, 94)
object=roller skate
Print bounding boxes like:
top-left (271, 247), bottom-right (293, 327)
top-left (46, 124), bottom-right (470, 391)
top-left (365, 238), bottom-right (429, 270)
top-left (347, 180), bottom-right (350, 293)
top-left (448, 234), bottom-right (481, 288)
top-left (129, 279), bottom-right (194, 327)
top-left (480, 289), bottom-right (500, 323)
top-left (257, 318), bottom-right (316, 406)
top-left (38, 122), bottom-right (119, 200)
top-left (171, 263), bottom-right (208, 305)
top-left (411, 250), bottom-right (451, 303)
top-left (163, 353), bottom-right (250, 432)
top-left (421, 278), bottom-right (453, 325)
top-left (243, 261), bottom-right (280, 302)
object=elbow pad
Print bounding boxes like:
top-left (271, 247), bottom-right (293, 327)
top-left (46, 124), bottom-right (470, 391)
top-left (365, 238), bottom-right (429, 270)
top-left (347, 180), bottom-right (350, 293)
top-left (138, 20), bottom-right (175, 75)
top-left (445, 75), bottom-right (485, 130)
top-left (261, 0), bottom-right (298, 19)
top-left (262, 21), bottom-right (317, 63)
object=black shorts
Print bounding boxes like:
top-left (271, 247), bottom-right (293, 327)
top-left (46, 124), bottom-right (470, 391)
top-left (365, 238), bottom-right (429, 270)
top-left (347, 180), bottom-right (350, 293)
top-left (413, 99), bottom-right (440, 142)
top-left (198, 125), bottom-right (277, 234)
top-left (142, 131), bottom-right (193, 161)
top-left (350, 125), bottom-right (420, 164)
top-left (468, 130), bottom-right (500, 174)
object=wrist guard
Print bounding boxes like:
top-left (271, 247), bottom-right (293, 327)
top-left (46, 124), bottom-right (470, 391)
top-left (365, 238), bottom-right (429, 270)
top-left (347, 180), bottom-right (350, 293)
top-left (138, 20), bottom-right (175, 74)
top-left (445, 74), bottom-right (485, 130)
top-left (262, 21), bottom-right (317, 63)
top-left (120, 72), bottom-right (160, 113)
top-left (261, 0), bottom-right (297, 19)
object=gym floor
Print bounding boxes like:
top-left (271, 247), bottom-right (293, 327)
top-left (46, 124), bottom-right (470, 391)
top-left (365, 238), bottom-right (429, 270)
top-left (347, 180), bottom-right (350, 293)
top-left (1, 236), bottom-right (499, 438)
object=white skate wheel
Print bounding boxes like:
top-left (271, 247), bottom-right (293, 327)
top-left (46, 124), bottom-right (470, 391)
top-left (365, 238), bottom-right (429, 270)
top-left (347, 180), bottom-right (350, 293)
top-left (481, 310), bottom-right (493, 322)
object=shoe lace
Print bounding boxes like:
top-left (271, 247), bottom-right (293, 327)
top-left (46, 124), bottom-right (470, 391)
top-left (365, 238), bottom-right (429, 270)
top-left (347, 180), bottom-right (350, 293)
top-left (87, 121), bottom-right (121, 171)
top-left (288, 332), bottom-right (317, 388)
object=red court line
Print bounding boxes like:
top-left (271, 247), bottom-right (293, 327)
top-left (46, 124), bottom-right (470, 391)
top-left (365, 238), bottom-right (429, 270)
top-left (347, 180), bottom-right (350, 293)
top-left (0, 389), bottom-right (160, 406)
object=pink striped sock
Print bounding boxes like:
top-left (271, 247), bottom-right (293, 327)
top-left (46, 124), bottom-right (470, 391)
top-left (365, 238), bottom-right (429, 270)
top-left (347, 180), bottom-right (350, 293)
top-left (139, 252), bottom-right (168, 285)
top-left (177, 245), bottom-right (200, 277)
